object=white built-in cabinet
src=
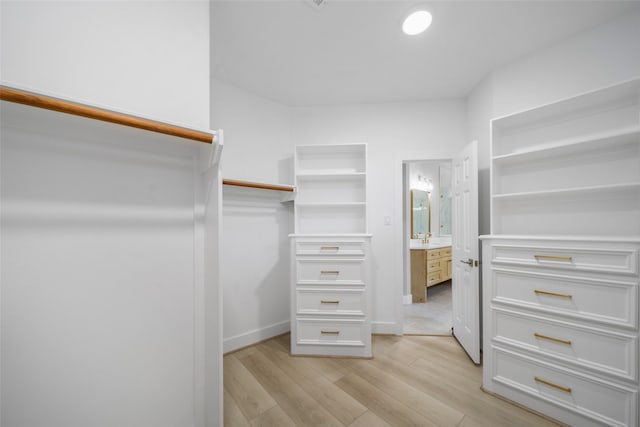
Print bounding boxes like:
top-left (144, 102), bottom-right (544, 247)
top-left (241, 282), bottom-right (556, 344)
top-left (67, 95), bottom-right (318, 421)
top-left (481, 78), bottom-right (640, 427)
top-left (290, 144), bottom-right (372, 357)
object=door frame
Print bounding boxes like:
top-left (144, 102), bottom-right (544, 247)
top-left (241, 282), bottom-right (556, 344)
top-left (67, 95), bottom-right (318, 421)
top-left (392, 149), bottom-right (455, 335)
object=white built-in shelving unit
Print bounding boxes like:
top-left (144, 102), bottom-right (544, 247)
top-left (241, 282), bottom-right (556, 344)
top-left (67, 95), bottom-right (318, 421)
top-left (482, 78), bottom-right (640, 427)
top-left (294, 144), bottom-right (368, 234)
top-left (290, 143), bottom-right (372, 358)
top-left (489, 79), bottom-right (640, 237)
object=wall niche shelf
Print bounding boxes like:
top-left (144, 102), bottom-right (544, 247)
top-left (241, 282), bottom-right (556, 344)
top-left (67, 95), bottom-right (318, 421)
top-left (493, 182), bottom-right (640, 199)
top-left (492, 125), bottom-right (640, 164)
top-left (293, 143), bottom-right (368, 235)
top-left (490, 78), bottom-right (640, 237)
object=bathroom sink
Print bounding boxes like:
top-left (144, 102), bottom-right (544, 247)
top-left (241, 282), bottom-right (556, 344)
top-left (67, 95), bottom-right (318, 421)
top-left (409, 240), bottom-right (451, 250)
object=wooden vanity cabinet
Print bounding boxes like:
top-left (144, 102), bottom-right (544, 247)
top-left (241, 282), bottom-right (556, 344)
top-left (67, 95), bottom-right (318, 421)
top-left (411, 246), bottom-right (452, 302)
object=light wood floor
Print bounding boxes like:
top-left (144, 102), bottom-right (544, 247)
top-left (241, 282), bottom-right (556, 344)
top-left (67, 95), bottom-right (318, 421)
top-left (224, 333), bottom-right (560, 427)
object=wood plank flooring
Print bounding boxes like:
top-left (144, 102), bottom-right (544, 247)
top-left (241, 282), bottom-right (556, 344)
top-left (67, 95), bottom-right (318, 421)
top-left (224, 334), bottom-right (560, 427)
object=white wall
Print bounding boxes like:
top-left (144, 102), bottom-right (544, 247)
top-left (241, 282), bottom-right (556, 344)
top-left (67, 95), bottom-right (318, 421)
top-left (211, 79), bottom-right (293, 184)
top-left (292, 101), bottom-right (467, 333)
top-left (492, 8), bottom-right (640, 120)
top-left (0, 1), bottom-right (210, 129)
top-left (1, 2), bottom-right (217, 426)
top-left (210, 80), bottom-right (294, 352)
top-left (466, 75), bottom-right (494, 237)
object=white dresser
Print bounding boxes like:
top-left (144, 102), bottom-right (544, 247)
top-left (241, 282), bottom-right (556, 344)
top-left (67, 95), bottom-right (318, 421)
top-left (482, 79), bottom-right (640, 426)
top-left (290, 144), bottom-right (372, 357)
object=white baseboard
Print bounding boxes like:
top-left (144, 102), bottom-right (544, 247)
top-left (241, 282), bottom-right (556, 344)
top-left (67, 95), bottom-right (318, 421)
top-left (372, 321), bottom-right (399, 335)
top-left (403, 294), bottom-right (413, 305)
top-left (224, 320), bottom-right (290, 353)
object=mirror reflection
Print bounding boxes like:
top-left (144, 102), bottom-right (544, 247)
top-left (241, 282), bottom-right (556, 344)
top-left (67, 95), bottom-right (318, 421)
top-left (411, 189), bottom-right (431, 238)
top-left (439, 163), bottom-right (452, 236)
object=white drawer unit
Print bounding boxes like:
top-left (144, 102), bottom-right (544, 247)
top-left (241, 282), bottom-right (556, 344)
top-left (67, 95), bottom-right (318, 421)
top-left (483, 79), bottom-right (640, 426)
top-left (296, 258), bottom-right (366, 284)
top-left (483, 237), bottom-right (640, 426)
top-left (295, 240), bottom-right (366, 256)
top-left (291, 236), bottom-right (372, 357)
top-left (493, 308), bottom-right (637, 381)
top-left (491, 268), bottom-right (638, 329)
top-left (492, 347), bottom-right (637, 427)
top-left (296, 288), bottom-right (365, 316)
top-left (491, 244), bottom-right (638, 275)
top-left (295, 318), bottom-right (368, 347)
top-left (291, 143), bottom-right (372, 358)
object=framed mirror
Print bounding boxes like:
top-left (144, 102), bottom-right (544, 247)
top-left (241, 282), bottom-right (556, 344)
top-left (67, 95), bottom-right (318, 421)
top-left (411, 189), bottom-right (430, 237)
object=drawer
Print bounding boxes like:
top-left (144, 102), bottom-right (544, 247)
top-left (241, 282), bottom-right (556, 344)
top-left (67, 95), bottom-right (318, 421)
top-left (492, 268), bottom-right (637, 328)
top-left (491, 244), bottom-right (637, 275)
top-left (441, 247), bottom-right (452, 257)
top-left (296, 318), bottom-right (367, 347)
top-left (492, 348), bottom-right (637, 427)
top-left (296, 240), bottom-right (365, 256)
top-left (427, 271), bottom-right (441, 286)
top-left (493, 308), bottom-right (637, 380)
top-left (427, 249), bottom-right (442, 259)
top-left (427, 260), bottom-right (441, 270)
top-left (296, 259), bottom-right (365, 284)
top-left (296, 288), bottom-right (365, 316)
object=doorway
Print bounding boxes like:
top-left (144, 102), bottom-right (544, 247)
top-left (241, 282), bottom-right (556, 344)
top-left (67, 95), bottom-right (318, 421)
top-left (402, 160), bottom-right (453, 335)
top-left (396, 141), bottom-right (480, 364)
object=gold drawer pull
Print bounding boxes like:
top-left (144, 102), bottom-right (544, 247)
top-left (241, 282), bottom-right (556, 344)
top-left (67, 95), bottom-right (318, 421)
top-left (534, 333), bottom-right (572, 346)
top-left (320, 246), bottom-right (339, 250)
top-left (534, 255), bottom-right (573, 262)
top-left (534, 376), bottom-right (572, 393)
top-left (320, 270), bottom-right (340, 275)
top-left (534, 289), bottom-right (573, 299)
top-left (321, 330), bottom-right (340, 335)
top-left (320, 300), bottom-right (340, 304)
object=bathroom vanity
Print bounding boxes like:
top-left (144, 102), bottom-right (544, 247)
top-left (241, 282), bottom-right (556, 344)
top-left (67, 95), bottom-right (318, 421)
top-left (410, 242), bottom-right (452, 302)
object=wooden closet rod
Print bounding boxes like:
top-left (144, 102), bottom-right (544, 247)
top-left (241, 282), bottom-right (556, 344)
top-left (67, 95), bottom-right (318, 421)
top-left (223, 179), bottom-right (295, 192)
top-left (0, 86), bottom-right (214, 144)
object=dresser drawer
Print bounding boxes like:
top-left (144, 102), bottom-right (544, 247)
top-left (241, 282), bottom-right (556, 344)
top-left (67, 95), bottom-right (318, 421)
top-left (296, 259), bottom-right (365, 284)
top-left (492, 268), bottom-right (637, 328)
top-left (427, 260), bottom-right (441, 270)
top-left (296, 288), bottom-right (365, 316)
top-left (427, 271), bottom-right (442, 286)
top-left (491, 244), bottom-right (637, 275)
top-left (492, 348), bottom-right (637, 427)
top-left (427, 249), bottom-right (442, 259)
top-left (494, 308), bottom-right (637, 380)
top-left (441, 247), bottom-right (452, 257)
top-left (296, 240), bottom-right (365, 256)
top-left (296, 319), bottom-right (367, 347)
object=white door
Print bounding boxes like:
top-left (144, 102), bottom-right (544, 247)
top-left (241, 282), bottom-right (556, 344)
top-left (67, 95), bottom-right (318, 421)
top-left (451, 140), bottom-right (480, 364)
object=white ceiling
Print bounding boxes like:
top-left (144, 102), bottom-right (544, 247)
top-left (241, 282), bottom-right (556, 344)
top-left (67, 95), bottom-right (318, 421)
top-left (211, 0), bottom-right (640, 106)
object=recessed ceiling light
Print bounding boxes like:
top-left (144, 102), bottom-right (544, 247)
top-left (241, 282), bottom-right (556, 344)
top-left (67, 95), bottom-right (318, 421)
top-left (402, 10), bottom-right (432, 35)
